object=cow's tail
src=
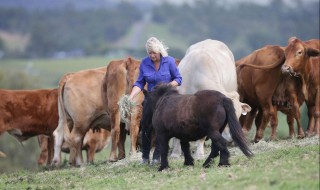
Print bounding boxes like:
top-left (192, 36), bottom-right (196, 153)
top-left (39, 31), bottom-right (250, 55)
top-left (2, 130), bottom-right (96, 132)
top-left (58, 73), bottom-right (72, 132)
top-left (223, 98), bottom-right (254, 158)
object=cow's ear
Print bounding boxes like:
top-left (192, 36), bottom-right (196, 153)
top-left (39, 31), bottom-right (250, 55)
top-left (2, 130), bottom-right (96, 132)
top-left (241, 103), bottom-right (252, 115)
top-left (306, 48), bottom-right (320, 57)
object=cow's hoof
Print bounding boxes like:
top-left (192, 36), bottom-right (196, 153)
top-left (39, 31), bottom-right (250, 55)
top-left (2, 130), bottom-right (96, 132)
top-left (151, 159), bottom-right (160, 165)
top-left (141, 158), bottom-right (150, 165)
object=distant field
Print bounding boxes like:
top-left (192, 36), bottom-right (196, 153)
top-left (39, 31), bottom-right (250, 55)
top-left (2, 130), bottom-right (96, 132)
top-left (0, 56), bottom-right (116, 88)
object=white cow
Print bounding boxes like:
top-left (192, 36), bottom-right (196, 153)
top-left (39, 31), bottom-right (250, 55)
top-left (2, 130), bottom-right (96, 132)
top-left (170, 39), bottom-right (251, 159)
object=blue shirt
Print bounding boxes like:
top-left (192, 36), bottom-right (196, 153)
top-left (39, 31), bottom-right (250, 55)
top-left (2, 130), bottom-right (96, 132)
top-left (133, 56), bottom-right (182, 91)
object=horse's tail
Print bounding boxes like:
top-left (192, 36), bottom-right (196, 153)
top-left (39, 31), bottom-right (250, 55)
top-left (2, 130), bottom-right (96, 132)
top-left (223, 98), bottom-right (254, 158)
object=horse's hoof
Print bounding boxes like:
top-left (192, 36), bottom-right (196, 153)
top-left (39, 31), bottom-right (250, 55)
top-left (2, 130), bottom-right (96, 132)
top-left (184, 160), bottom-right (194, 166)
top-left (218, 163), bottom-right (231, 167)
top-left (158, 165), bottom-right (168, 171)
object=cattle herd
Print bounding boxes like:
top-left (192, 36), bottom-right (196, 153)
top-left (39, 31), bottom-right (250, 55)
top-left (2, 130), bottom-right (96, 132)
top-left (0, 36), bottom-right (319, 171)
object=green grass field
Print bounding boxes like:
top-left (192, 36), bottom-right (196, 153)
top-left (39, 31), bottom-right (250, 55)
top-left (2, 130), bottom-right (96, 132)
top-left (0, 136), bottom-right (319, 190)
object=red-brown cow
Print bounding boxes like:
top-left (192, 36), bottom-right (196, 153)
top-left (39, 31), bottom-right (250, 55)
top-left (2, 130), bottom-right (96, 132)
top-left (102, 57), bottom-right (143, 162)
top-left (236, 45), bottom-right (305, 142)
top-left (0, 88), bottom-right (58, 165)
top-left (281, 37), bottom-right (320, 136)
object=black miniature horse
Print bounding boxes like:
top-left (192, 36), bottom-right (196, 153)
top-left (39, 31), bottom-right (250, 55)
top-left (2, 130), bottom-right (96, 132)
top-left (141, 84), bottom-right (253, 171)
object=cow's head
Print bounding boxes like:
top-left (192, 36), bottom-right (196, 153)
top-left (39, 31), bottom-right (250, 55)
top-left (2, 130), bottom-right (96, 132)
top-left (125, 57), bottom-right (141, 92)
top-left (281, 37), bottom-right (320, 76)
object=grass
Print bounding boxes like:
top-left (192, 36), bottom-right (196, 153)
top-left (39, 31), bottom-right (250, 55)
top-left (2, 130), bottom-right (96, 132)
top-left (0, 136), bottom-right (318, 190)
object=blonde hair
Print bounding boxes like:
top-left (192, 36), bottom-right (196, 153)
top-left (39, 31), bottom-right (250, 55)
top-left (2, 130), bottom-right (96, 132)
top-left (145, 37), bottom-right (169, 57)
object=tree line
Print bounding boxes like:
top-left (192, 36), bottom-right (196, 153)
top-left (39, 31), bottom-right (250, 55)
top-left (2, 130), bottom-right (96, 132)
top-left (0, 0), bottom-right (318, 59)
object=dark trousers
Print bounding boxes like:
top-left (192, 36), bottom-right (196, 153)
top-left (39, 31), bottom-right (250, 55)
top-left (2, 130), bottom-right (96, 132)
top-left (141, 125), bottom-right (160, 160)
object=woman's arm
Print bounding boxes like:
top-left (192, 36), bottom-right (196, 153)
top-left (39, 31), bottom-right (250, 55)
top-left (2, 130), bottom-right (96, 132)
top-left (129, 86), bottom-right (142, 100)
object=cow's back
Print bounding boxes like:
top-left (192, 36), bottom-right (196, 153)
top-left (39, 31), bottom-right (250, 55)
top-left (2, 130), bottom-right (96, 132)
top-left (0, 88), bottom-right (58, 139)
top-left (178, 39), bottom-right (237, 94)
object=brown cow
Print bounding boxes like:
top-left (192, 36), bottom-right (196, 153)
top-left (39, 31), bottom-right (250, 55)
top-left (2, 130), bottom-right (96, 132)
top-left (52, 67), bottom-right (114, 166)
top-left (102, 57), bottom-right (143, 162)
top-left (281, 37), bottom-right (320, 136)
top-left (0, 88), bottom-right (58, 165)
top-left (236, 45), bottom-right (306, 142)
top-left (38, 128), bottom-right (110, 165)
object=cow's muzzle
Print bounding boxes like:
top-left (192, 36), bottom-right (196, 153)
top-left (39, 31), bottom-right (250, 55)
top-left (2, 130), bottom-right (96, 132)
top-left (281, 64), bottom-right (298, 77)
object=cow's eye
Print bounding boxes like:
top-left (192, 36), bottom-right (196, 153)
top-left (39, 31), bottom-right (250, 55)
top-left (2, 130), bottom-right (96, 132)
top-left (296, 50), bottom-right (303, 56)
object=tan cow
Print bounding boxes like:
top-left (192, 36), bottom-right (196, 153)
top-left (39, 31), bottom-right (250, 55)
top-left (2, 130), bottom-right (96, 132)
top-left (38, 129), bottom-right (110, 165)
top-left (0, 88), bottom-right (58, 165)
top-left (102, 57), bottom-right (143, 162)
top-left (281, 37), bottom-right (320, 136)
top-left (52, 67), bottom-right (113, 166)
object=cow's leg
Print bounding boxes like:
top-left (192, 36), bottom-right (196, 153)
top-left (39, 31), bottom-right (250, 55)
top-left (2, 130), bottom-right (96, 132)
top-left (170, 138), bottom-right (182, 159)
top-left (291, 95), bottom-right (305, 138)
top-left (193, 137), bottom-right (205, 160)
top-left (158, 133), bottom-right (170, 172)
top-left (45, 134), bottom-right (55, 165)
top-left (52, 119), bottom-right (67, 167)
top-left (287, 114), bottom-right (296, 138)
top-left (117, 123), bottom-right (126, 160)
top-left (180, 140), bottom-right (193, 166)
top-left (129, 109), bottom-right (140, 156)
top-left (109, 112), bottom-right (121, 162)
top-left (68, 125), bottom-right (86, 166)
top-left (86, 146), bottom-right (96, 164)
top-left (269, 106), bottom-right (278, 141)
top-left (255, 105), bottom-right (274, 143)
top-left (306, 104), bottom-right (315, 136)
top-left (37, 135), bottom-right (49, 166)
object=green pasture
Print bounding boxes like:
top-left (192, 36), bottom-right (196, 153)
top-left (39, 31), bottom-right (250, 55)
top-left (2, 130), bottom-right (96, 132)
top-left (0, 136), bottom-right (319, 190)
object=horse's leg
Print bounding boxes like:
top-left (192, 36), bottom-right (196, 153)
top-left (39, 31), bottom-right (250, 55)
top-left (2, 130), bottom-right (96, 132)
top-left (202, 142), bottom-right (219, 168)
top-left (206, 131), bottom-right (230, 167)
top-left (158, 133), bottom-right (170, 171)
top-left (152, 135), bottom-right (161, 164)
top-left (180, 140), bottom-right (193, 166)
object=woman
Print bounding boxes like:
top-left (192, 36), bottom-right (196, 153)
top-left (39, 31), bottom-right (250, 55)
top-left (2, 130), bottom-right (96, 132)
top-left (129, 37), bottom-right (182, 164)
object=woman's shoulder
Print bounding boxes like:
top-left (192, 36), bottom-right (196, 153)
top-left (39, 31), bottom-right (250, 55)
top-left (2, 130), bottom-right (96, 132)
top-left (162, 56), bottom-right (175, 63)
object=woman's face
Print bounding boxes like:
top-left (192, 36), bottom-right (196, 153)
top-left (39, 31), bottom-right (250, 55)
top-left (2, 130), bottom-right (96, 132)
top-left (148, 51), bottom-right (161, 62)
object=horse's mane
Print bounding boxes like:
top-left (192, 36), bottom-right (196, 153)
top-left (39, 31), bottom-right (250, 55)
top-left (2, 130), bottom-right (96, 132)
top-left (154, 84), bottom-right (179, 96)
